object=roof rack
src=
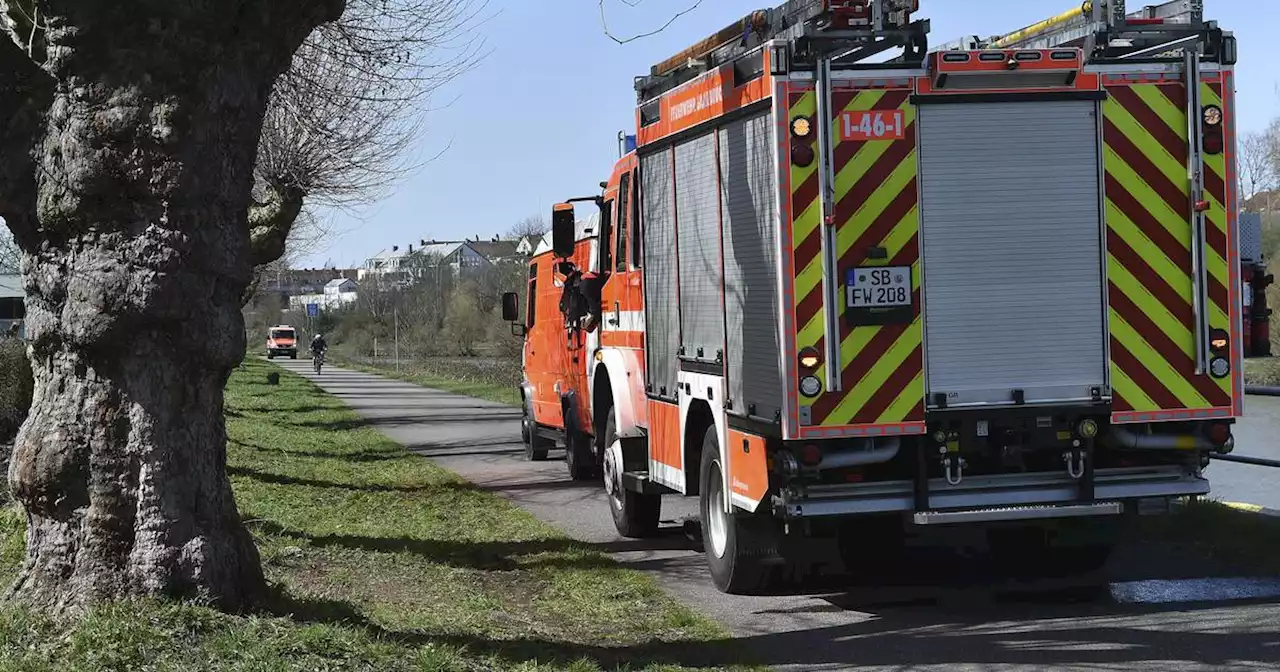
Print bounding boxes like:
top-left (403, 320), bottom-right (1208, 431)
top-left (935, 1), bottom-right (1234, 64)
top-left (635, 0), bottom-right (929, 102)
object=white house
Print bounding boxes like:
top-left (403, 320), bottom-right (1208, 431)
top-left (289, 278), bottom-right (359, 312)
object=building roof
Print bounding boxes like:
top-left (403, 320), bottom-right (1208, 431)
top-left (0, 274), bottom-right (22, 300)
top-left (324, 278), bottom-right (356, 289)
top-left (468, 240), bottom-right (520, 260)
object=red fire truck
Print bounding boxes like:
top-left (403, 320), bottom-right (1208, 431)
top-left (506, 0), bottom-right (1243, 594)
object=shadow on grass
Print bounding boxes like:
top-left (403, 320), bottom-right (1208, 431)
top-left (247, 518), bottom-right (616, 573)
top-left (227, 466), bottom-right (470, 495)
top-left (266, 588), bottom-right (750, 670)
top-left (230, 439), bottom-right (414, 464)
top-left (264, 574), bottom-right (1280, 672)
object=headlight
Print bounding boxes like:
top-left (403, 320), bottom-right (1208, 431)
top-left (800, 375), bottom-right (822, 398)
top-left (1210, 356), bottom-right (1230, 379)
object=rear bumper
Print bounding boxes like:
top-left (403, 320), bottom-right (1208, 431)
top-left (777, 466), bottom-right (1208, 520)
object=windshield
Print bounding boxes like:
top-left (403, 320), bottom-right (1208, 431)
top-left (270, 330), bottom-right (296, 341)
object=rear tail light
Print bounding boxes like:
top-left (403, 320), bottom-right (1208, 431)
top-left (798, 444), bottom-right (823, 467)
top-left (791, 142), bottom-right (815, 168)
top-left (798, 347), bottom-right (821, 370)
top-left (1209, 329), bottom-right (1229, 354)
top-left (1207, 423), bottom-right (1231, 446)
top-left (1202, 105), bottom-right (1224, 155)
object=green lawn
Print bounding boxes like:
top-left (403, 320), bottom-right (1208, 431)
top-left (0, 359), bottom-right (754, 672)
top-left (335, 356), bottom-right (520, 407)
top-left (1244, 357), bottom-right (1280, 386)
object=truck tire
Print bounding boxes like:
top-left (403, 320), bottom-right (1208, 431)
top-left (602, 412), bottom-right (660, 537)
top-left (699, 425), bottom-right (774, 594)
top-left (522, 402), bottom-right (550, 461)
top-left (566, 431), bottom-right (598, 481)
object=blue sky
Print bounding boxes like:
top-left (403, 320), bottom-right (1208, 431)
top-left (302, 0), bottom-right (1279, 269)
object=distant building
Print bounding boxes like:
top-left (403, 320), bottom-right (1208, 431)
top-left (359, 238), bottom-right (513, 285)
top-left (514, 234), bottom-right (542, 256)
top-left (0, 274), bottom-right (24, 338)
top-left (289, 277), bottom-right (359, 312)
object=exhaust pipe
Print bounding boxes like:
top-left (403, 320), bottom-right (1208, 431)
top-left (815, 438), bottom-right (900, 469)
top-left (1104, 426), bottom-right (1215, 452)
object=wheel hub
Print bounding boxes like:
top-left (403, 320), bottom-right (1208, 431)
top-left (603, 442), bottom-right (623, 508)
top-left (706, 461), bottom-right (728, 559)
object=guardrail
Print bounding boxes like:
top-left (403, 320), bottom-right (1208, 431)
top-left (1212, 453), bottom-right (1280, 468)
top-left (1246, 385), bottom-right (1280, 397)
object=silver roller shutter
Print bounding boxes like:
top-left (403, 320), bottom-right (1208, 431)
top-left (675, 132), bottom-right (725, 364)
top-left (720, 112), bottom-right (783, 419)
top-left (641, 148), bottom-right (680, 399)
top-left (918, 99), bottom-right (1107, 408)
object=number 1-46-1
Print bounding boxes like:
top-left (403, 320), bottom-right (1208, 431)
top-left (840, 110), bottom-right (906, 141)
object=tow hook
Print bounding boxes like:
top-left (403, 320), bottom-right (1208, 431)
top-left (942, 455), bottom-right (967, 486)
top-left (1064, 449), bottom-right (1087, 480)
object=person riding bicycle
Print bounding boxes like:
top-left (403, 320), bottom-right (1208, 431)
top-left (310, 333), bottom-right (327, 358)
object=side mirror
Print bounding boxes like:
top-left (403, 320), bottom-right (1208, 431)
top-left (552, 203), bottom-right (576, 258)
top-left (501, 292), bottom-right (520, 322)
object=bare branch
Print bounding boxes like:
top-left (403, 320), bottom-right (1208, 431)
top-left (1240, 131), bottom-right (1275, 203)
top-left (248, 183), bottom-right (306, 267)
top-left (257, 0), bottom-right (488, 213)
top-left (599, 0), bottom-right (704, 45)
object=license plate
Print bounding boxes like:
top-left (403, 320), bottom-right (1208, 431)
top-left (846, 266), bottom-right (911, 309)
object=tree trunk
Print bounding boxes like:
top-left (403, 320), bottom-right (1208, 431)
top-left (0, 0), bottom-right (343, 614)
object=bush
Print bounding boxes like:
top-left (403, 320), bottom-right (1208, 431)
top-left (0, 338), bottom-right (32, 444)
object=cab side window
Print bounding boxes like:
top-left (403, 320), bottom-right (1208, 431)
top-left (526, 262), bottom-right (537, 329)
top-left (599, 198), bottom-right (613, 273)
top-left (616, 172), bottom-right (631, 273)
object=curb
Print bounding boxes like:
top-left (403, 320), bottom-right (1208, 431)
top-left (1221, 501), bottom-right (1280, 517)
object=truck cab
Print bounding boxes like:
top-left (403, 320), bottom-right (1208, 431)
top-left (266, 325), bottom-right (298, 360)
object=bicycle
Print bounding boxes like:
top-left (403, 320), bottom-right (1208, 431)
top-left (312, 349), bottom-right (326, 375)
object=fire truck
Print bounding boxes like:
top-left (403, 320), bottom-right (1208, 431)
top-left (505, 0), bottom-right (1244, 594)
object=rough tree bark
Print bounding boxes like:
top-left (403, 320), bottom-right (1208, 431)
top-left (0, 0), bottom-right (343, 614)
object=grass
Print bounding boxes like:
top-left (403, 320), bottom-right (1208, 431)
top-left (335, 354), bottom-right (521, 407)
top-left (0, 359), bottom-right (754, 672)
top-left (1243, 356), bottom-right (1280, 386)
top-left (1135, 499), bottom-right (1280, 576)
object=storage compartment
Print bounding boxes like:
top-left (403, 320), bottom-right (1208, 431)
top-left (917, 99), bottom-right (1108, 408)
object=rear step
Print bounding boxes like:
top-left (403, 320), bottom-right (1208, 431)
top-left (913, 502), bottom-right (1124, 526)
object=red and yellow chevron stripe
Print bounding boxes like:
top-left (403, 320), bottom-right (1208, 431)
top-left (788, 86), bottom-right (924, 430)
top-left (1102, 78), bottom-right (1235, 417)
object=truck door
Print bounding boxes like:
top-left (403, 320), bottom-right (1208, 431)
top-left (601, 163), bottom-right (644, 348)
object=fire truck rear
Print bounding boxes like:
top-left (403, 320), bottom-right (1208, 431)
top-left (523, 0), bottom-right (1244, 594)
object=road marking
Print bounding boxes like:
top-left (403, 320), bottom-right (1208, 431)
top-left (1221, 501), bottom-right (1280, 516)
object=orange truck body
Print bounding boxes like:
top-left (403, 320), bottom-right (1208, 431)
top-left (266, 325), bottom-right (298, 360)
top-left (513, 0), bottom-right (1244, 594)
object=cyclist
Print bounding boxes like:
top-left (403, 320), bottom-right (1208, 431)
top-left (310, 333), bottom-right (327, 370)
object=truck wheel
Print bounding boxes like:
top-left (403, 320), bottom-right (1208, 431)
top-left (522, 403), bottom-right (550, 462)
top-left (699, 425), bottom-right (774, 594)
top-left (267, 353), bottom-right (274, 360)
top-left (566, 431), bottom-right (598, 481)
top-left (602, 412), bottom-right (660, 537)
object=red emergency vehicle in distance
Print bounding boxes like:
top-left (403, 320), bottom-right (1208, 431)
top-left (506, 0), bottom-right (1245, 595)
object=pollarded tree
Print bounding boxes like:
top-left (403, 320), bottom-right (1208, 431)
top-left (0, 0), bottom-right (346, 613)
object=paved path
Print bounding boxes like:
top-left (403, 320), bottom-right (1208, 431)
top-left (278, 360), bottom-right (1280, 672)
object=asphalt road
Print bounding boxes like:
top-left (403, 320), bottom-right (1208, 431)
top-left (278, 360), bottom-right (1280, 672)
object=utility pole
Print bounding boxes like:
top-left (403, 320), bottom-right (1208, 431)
top-left (394, 303), bottom-right (400, 372)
